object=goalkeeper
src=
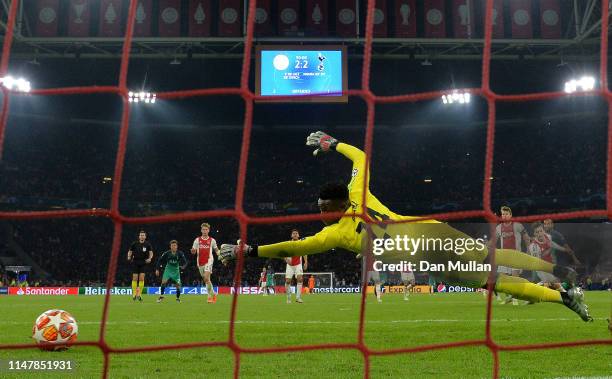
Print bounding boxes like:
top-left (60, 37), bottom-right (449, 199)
top-left (220, 132), bottom-right (592, 322)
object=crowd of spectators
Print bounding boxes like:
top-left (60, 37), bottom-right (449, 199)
top-left (0, 116), bottom-right (607, 215)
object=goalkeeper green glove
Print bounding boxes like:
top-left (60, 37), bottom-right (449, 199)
top-left (219, 241), bottom-right (254, 265)
top-left (306, 131), bottom-right (338, 156)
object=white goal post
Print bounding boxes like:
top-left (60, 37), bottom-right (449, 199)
top-left (272, 272), bottom-right (334, 291)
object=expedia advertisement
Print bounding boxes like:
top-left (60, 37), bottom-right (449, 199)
top-left (366, 285), bottom-right (432, 294)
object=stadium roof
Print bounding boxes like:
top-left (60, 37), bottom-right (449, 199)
top-left (0, 0), bottom-right (607, 61)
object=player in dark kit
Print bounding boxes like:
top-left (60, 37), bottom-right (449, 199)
top-left (156, 240), bottom-right (188, 303)
top-left (127, 230), bottom-right (154, 301)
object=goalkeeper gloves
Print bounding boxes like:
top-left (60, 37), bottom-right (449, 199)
top-left (219, 241), bottom-right (254, 265)
top-left (306, 131), bottom-right (338, 156)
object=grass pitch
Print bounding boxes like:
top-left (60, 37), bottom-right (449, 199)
top-left (0, 292), bottom-right (610, 378)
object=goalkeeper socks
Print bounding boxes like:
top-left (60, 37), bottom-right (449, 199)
top-left (296, 283), bottom-right (303, 299)
top-left (131, 280), bottom-right (137, 297)
top-left (494, 274), bottom-right (562, 303)
top-left (494, 249), bottom-right (555, 273)
top-left (138, 280), bottom-right (145, 296)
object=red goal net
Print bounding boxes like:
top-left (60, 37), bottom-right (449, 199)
top-left (0, 1), bottom-right (610, 378)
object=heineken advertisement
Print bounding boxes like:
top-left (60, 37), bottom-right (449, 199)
top-left (79, 287), bottom-right (133, 295)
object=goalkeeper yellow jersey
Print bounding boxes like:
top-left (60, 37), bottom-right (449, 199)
top-left (257, 143), bottom-right (439, 258)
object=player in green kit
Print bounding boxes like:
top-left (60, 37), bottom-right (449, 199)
top-left (266, 267), bottom-right (275, 295)
top-left (156, 240), bottom-right (188, 303)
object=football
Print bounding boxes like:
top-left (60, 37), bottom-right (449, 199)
top-left (32, 309), bottom-right (78, 351)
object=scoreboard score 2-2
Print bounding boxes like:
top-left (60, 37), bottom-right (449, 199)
top-left (256, 46), bottom-right (348, 103)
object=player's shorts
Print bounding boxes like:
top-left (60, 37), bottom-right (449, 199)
top-left (285, 264), bottom-right (303, 279)
top-left (198, 262), bottom-right (213, 276)
top-left (162, 269), bottom-right (181, 285)
top-left (401, 271), bottom-right (415, 283)
top-left (497, 265), bottom-right (513, 275)
top-left (367, 270), bottom-right (380, 282)
top-left (131, 261), bottom-right (147, 274)
top-left (536, 271), bottom-right (557, 284)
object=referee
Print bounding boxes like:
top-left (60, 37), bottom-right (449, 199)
top-left (127, 230), bottom-right (154, 301)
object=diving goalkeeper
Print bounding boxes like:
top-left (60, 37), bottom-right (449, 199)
top-left (220, 131), bottom-right (592, 322)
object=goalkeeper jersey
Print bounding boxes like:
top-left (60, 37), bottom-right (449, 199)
top-left (258, 143), bottom-right (439, 258)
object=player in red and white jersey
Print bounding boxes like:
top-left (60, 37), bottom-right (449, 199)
top-left (259, 267), bottom-right (269, 296)
top-left (285, 229), bottom-right (308, 303)
top-left (400, 266), bottom-right (415, 301)
top-left (528, 222), bottom-right (562, 289)
top-left (495, 206), bottom-right (530, 255)
top-left (191, 222), bottom-right (220, 303)
top-left (493, 206), bottom-right (530, 305)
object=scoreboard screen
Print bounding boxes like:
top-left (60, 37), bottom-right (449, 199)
top-left (255, 45), bottom-right (348, 103)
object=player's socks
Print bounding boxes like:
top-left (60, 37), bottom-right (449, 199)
top-left (495, 249), bottom-right (554, 273)
top-left (206, 282), bottom-right (214, 300)
top-left (138, 280), bottom-right (145, 298)
top-left (496, 249), bottom-right (578, 283)
top-left (285, 283), bottom-right (291, 302)
top-left (176, 289), bottom-right (180, 300)
top-left (494, 274), bottom-right (562, 303)
top-left (131, 280), bottom-right (138, 298)
top-left (375, 284), bottom-right (382, 302)
top-left (296, 283), bottom-right (303, 300)
top-left (160, 284), bottom-right (166, 296)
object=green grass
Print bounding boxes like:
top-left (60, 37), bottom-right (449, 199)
top-left (0, 292), bottom-right (610, 378)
